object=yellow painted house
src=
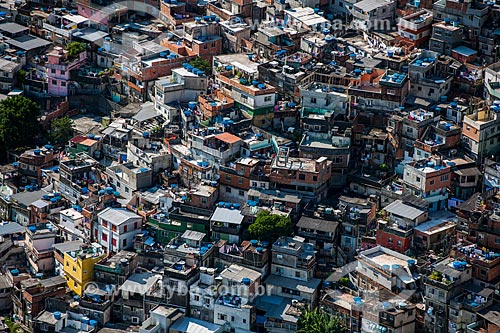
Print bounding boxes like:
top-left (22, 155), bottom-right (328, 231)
top-left (63, 243), bottom-right (105, 296)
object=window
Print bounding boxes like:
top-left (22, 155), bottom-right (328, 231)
top-left (211, 42), bottom-right (216, 47)
top-left (239, 190), bottom-right (244, 196)
top-left (122, 239), bottom-right (127, 247)
top-left (51, 69), bottom-right (56, 73)
top-left (299, 174), bottom-right (305, 180)
top-left (264, 96), bottom-right (272, 102)
top-left (102, 220), bottom-right (108, 228)
top-left (397, 240), bottom-right (402, 246)
top-left (73, 266), bottom-right (76, 272)
top-left (226, 187), bottom-right (231, 193)
top-left (430, 180), bottom-right (434, 185)
top-left (194, 295), bottom-right (200, 301)
top-left (134, 221), bottom-right (139, 229)
top-left (203, 44), bottom-right (208, 49)
top-left (238, 178), bottom-right (243, 185)
top-left (388, 238), bottom-right (393, 243)
top-left (52, 80), bottom-right (57, 85)
top-left (243, 319), bottom-right (247, 324)
top-left (225, 174), bottom-right (231, 181)
top-left (252, 181), bottom-right (257, 187)
top-left (112, 224), bottom-right (117, 232)
top-left (295, 271), bottom-right (301, 278)
top-left (124, 225), bottom-right (128, 233)
top-left (310, 97), bottom-right (317, 104)
top-left (61, 70), bottom-right (65, 75)
top-left (112, 238), bottom-right (117, 246)
top-left (441, 175), bottom-right (449, 181)
top-left (416, 176), bottom-right (420, 182)
top-left (231, 316), bottom-right (235, 322)
top-left (102, 233), bottom-right (108, 241)
top-left (313, 176), bottom-right (318, 181)
top-left (61, 82), bottom-right (66, 87)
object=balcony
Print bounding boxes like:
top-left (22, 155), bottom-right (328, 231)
top-left (297, 230), bottom-right (334, 242)
top-left (425, 276), bottom-right (454, 291)
top-left (211, 223), bottom-right (241, 235)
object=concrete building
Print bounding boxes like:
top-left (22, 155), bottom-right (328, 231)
top-left (423, 259), bottom-right (472, 333)
top-left (349, 68), bottom-right (409, 114)
top-left (265, 236), bottom-right (321, 306)
top-left (462, 108), bottom-right (500, 160)
top-left (46, 46), bottom-right (87, 97)
top-left (106, 162), bottom-right (153, 200)
top-left (352, 0), bottom-right (396, 31)
top-left (407, 51), bottom-right (453, 103)
top-left (403, 157), bottom-right (452, 211)
top-left (96, 208), bottom-right (143, 252)
top-left (429, 21), bottom-right (463, 56)
top-left (397, 10), bottom-right (433, 48)
top-left (214, 264), bottom-right (261, 333)
top-left (154, 67), bottom-right (208, 123)
top-left (269, 148), bottom-right (332, 201)
top-left (214, 55), bottom-right (277, 126)
top-left (63, 243), bottom-right (105, 295)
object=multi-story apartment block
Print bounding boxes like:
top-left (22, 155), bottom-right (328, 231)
top-left (387, 108), bottom-right (439, 161)
top-left (408, 51), bottom-right (453, 103)
top-left (349, 69), bottom-right (409, 114)
top-left (429, 21), bottom-right (463, 56)
top-left (355, 246), bottom-right (417, 294)
top-left (46, 46), bottom-right (87, 97)
top-left (12, 275), bottom-right (67, 330)
top-left (338, 195), bottom-right (377, 255)
top-left (59, 157), bottom-right (99, 204)
top-left (18, 147), bottom-right (56, 188)
top-left (214, 264), bottom-right (261, 333)
top-left (96, 208), bottom-right (142, 252)
top-left (265, 236), bottom-right (321, 305)
top-left (214, 56), bottom-right (277, 126)
top-left (219, 157), bottom-right (267, 203)
top-left (154, 67), bottom-right (208, 123)
top-left (403, 157), bottom-right (452, 211)
top-left (423, 259), bottom-right (472, 333)
top-left (269, 148), bottom-right (332, 200)
top-left (413, 120), bottom-right (462, 159)
top-left (63, 243), bottom-right (105, 295)
top-left (210, 205), bottom-right (245, 243)
top-left (106, 162), bottom-right (153, 200)
top-left (397, 10), bottom-right (433, 48)
top-left (352, 0), bottom-right (396, 31)
top-left (462, 107), bottom-right (500, 161)
top-left (25, 223), bottom-right (57, 275)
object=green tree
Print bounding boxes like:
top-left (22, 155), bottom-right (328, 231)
top-left (16, 69), bottom-right (26, 86)
top-left (0, 96), bottom-right (41, 158)
top-left (50, 116), bottom-right (74, 144)
top-left (297, 308), bottom-right (346, 333)
top-left (189, 56), bottom-right (211, 74)
top-left (248, 210), bottom-right (292, 241)
top-left (65, 41), bottom-right (86, 58)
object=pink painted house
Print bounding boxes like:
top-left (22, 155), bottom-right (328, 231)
top-left (46, 46), bottom-right (87, 97)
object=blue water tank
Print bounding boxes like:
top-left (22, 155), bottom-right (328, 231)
top-left (89, 320), bottom-right (98, 327)
top-left (188, 101), bottom-right (197, 109)
top-left (142, 132), bottom-right (149, 138)
top-left (54, 312), bottom-right (62, 320)
top-left (250, 239), bottom-right (258, 246)
top-left (256, 247), bottom-right (263, 253)
top-left (241, 278), bottom-right (251, 285)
